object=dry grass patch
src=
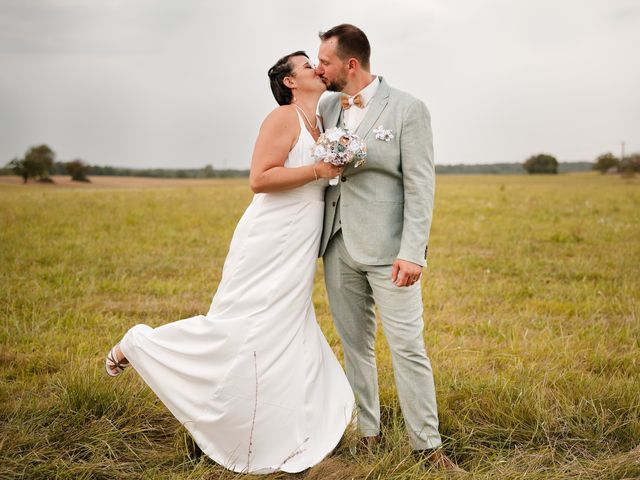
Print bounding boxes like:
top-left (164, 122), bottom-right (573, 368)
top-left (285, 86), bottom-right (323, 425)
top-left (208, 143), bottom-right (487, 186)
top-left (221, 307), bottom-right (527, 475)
top-left (1, 173), bottom-right (639, 479)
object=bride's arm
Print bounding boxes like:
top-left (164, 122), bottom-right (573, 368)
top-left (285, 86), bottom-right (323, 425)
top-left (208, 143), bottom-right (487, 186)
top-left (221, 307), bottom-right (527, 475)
top-left (249, 107), bottom-right (342, 193)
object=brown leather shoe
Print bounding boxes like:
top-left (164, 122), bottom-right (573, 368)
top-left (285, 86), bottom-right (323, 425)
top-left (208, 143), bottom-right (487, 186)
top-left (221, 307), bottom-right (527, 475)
top-left (349, 434), bottom-right (382, 456)
top-left (416, 448), bottom-right (466, 472)
top-left (360, 435), bottom-right (381, 449)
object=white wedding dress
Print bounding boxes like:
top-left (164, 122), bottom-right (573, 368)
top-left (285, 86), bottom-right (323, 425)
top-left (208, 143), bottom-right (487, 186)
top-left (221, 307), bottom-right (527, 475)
top-left (119, 111), bottom-right (355, 474)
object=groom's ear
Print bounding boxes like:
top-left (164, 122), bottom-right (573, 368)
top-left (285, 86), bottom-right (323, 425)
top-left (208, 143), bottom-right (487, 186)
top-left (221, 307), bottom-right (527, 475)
top-left (347, 58), bottom-right (359, 71)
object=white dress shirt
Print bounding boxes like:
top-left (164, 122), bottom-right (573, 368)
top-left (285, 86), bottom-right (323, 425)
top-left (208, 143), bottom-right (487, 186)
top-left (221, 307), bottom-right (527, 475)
top-left (342, 76), bottom-right (380, 131)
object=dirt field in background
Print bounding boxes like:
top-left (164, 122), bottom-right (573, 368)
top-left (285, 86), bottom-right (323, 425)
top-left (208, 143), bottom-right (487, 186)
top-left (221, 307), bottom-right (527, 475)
top-left (0, 175), bottom-right (247, 189)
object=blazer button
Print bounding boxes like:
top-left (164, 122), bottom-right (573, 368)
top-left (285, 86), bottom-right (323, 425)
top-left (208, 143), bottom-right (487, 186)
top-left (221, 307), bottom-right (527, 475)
top-left (341, 176), bottom-right (347, 182)
top-left (332, 201), bottom-right (336, 206)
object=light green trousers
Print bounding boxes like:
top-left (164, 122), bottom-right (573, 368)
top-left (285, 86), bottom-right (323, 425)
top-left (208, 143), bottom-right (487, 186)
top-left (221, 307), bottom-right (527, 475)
top-left (323, 231), bottom-right (442, 450)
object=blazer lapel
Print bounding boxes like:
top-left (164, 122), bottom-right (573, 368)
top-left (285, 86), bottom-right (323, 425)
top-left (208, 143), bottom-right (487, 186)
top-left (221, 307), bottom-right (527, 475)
top-left (322, 94), bottom-right (343, 131)
top-left (355, 76), bottom-right (390, 139)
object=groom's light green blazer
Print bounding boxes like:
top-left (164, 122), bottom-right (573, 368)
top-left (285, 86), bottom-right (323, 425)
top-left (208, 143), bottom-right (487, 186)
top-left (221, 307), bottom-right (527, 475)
top-left (318, 77), bottom-right (435, 267)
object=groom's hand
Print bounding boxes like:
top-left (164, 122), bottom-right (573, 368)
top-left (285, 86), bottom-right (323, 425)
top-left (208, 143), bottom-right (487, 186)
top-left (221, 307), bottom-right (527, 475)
top-left (391, 259), bottom-right (423, 287)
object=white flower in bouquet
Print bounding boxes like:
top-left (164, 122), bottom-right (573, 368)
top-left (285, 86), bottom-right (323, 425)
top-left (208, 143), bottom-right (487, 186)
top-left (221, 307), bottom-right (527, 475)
top-left (310, 127), bottom-right (367, 185)
top-left (312, 144), bottom-right (327, 160)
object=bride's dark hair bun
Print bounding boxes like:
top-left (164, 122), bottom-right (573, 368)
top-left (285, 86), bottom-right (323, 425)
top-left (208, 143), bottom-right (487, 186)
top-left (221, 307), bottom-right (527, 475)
top-left (268, 50), bottom-right (307, 106)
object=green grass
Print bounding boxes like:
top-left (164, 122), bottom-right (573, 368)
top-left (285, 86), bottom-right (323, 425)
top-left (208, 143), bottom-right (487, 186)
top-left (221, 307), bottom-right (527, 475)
top-left (1, 173), bottom-right (639, 479)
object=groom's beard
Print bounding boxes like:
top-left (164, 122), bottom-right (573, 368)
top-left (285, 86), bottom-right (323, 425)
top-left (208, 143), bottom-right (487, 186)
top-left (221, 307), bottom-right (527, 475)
top-left (323, 71), bottom-right (348, 92)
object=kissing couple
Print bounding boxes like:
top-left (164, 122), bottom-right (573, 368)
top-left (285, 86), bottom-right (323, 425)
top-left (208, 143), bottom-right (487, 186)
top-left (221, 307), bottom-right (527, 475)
top-left (104, 23), bottom-right (463, 474)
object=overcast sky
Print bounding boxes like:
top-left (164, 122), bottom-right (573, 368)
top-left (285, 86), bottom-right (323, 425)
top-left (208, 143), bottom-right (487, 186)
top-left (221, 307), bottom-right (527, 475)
top-left (1, 0), bottom-right (638, 169)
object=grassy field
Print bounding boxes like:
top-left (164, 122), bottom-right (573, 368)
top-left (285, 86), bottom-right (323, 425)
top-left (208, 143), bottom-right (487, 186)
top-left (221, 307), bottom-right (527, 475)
top-left (1, 173), bottom-right (639, 479)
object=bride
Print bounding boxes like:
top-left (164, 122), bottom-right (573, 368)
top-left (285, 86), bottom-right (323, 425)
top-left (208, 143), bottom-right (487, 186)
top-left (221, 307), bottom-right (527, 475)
top-left (104, 51), bottom-right (355, 474)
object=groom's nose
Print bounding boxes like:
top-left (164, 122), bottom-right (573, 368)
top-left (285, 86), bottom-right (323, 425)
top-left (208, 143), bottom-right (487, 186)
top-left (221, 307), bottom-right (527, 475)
top-left (315, 64), bottom-right (323, 75)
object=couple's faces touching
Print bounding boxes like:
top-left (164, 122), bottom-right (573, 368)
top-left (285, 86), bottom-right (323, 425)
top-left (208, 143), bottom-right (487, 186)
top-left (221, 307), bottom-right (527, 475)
top-left (284, 38), bottom-right (355, 98)
top-left (285, 55), bottom-right (326, 95)
top-left (316, 38), bottom-right (349, 92)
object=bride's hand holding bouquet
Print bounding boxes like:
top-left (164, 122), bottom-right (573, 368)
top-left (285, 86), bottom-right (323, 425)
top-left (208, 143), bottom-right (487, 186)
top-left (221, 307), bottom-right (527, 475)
top-left (313, 158), bottom-right (344, 180)
top-left (311, 127), bottom-right (367, 185)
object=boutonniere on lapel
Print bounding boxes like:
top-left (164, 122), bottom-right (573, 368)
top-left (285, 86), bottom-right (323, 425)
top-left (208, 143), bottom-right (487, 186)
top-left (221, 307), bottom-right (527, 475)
top-left (373, 125), bottom-right (394, 142)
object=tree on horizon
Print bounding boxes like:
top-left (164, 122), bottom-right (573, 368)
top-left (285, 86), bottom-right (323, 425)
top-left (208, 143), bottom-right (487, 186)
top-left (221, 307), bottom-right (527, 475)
top-left (523, 153), bottom-right (558, 174)
top-left (7, 144), bottom-right (56, 183)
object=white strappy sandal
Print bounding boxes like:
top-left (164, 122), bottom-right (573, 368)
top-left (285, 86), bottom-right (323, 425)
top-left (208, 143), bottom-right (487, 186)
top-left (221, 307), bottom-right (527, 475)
top-left (105, 344), bottom-right (129, 377)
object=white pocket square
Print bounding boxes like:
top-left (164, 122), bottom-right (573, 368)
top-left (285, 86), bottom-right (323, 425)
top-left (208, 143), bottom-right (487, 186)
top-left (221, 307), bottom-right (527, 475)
top-left (373, 125), bottom-right (394, 142)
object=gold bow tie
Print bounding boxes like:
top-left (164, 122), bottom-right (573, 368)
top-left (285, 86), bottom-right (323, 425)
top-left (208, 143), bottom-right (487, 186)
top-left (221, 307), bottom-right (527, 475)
top-left (341, 94), bottom-right (364, 109)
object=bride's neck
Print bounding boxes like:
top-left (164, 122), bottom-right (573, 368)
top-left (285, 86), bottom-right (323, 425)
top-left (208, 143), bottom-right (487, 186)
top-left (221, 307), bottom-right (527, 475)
top-left (292, 94), bottom-right (320, 115)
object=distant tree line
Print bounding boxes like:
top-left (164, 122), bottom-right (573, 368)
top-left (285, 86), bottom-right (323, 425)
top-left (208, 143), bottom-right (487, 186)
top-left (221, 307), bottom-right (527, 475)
top-left (4, 144), bottom-right (638, 181)
top-left (68, 164), bottom-right (249, 179)
top-left (437, 161), bottom-right (593, 175)
top-left (519, 151), bottom-right (638, 176)
top-left (4, 144), bottom-right (93, 183)
top-left (1, 144), bottom-right (249, 182)
top-left (592, 152), bottom-right (640, 177)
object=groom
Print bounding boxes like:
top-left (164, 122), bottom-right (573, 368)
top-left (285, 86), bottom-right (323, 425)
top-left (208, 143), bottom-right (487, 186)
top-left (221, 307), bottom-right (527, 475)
top-left (316, 24), bottom-right (461, 470)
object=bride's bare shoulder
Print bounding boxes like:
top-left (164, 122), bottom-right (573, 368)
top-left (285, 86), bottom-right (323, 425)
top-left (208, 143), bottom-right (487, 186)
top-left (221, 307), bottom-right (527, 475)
top-left (259, 105), bottom-right (298, 133)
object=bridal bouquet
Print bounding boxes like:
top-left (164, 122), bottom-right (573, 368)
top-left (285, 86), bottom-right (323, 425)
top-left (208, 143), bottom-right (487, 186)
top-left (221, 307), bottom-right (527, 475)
top-left (311, 127), bottom-right (367, 185)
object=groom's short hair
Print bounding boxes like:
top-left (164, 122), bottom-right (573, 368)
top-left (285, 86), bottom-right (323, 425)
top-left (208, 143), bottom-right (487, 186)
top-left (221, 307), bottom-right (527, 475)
top-left (319, 24), bottom-right (371, 71)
